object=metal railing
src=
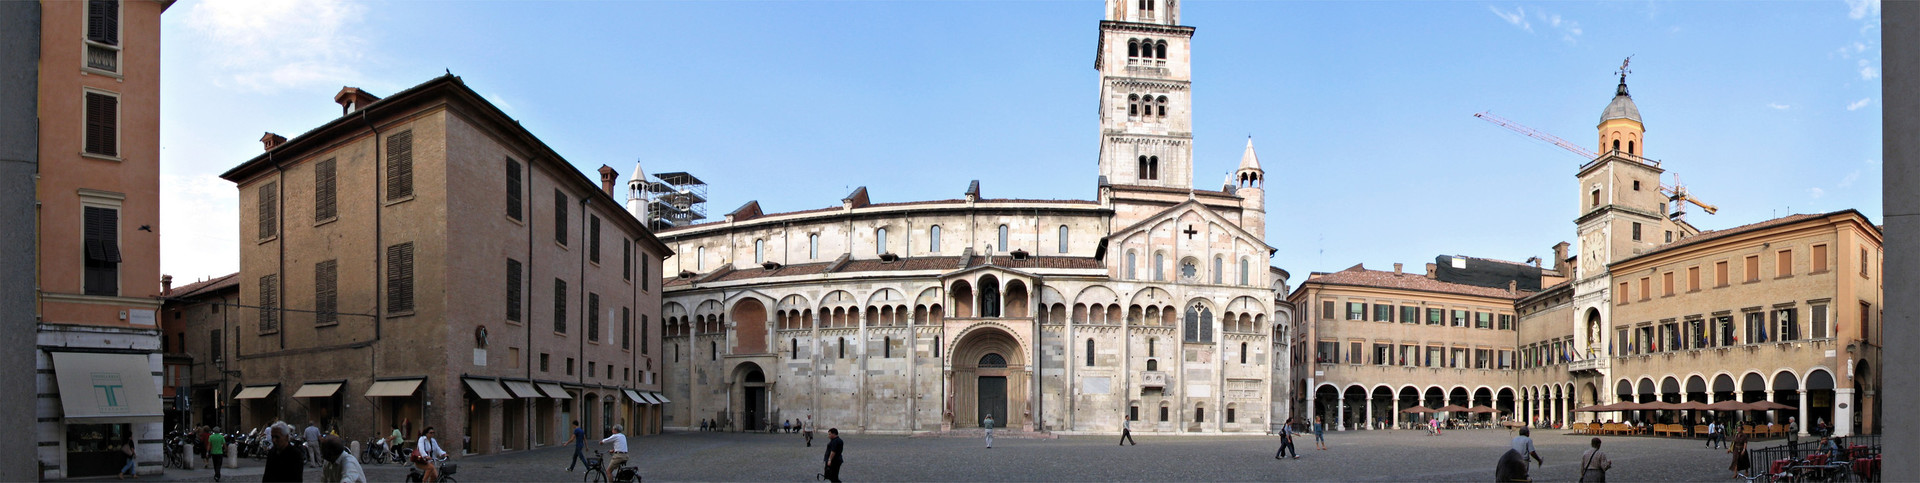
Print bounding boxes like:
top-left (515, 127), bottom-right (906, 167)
top-left (1744, 434), bottom-right (1880, 482)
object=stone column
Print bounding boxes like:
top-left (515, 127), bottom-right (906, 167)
top-left (1364, 396), bottom-right (1373, 430)
top-left (1798, 389), bottom-right (1810, 436)
top-left (1336, 397), bottom-right (1345, 431)
top-left (1834, 388), bottom-right (1854, 438)
top-left (1390, 395), bottom-right (1399, 429)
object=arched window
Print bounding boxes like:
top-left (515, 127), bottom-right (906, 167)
top-left (1184, 302), bottom-right (1213, 343)
top-left (1085, 339), bottom-right (1095, 366)
top-left (1126, 250), bottom-right (1138, 280)
top-left (1137, 155), bottom-right (1149, 179)
top-left (791, 338), bottom-right (798, 359)
top-left (1128, 94), bottom-right (1140, 116)
top-left (1240, 342), bottom-right (1248, 364)
top-left (934, 335), bottom-right (941, 358)
top-left (1612, 139), bottom-right (1620, 152)
top-left (1148, 338), bottom-right (1155, 357)
top-left (1153, 252), bottom-right (1165, 281)
top-left (1156, 96), bottom-right (1167, 117)
top-left (978, 276), bottom-right (1001, 318)
top-left (838, 337), bottom-right (845, 359)
top-left (997, 225), bottom-right (1009, 252)
top-left (1128, 39), bottom-right (1139, 58)
top-left (710, 341), bottom-right (716, 361)
top-left (1146, 0), bottom-right (1154, 12)
top-left (696, 246), bottom-right (705, 271)
top-left (1195, 403), bottom-right (1206, 422)
top-left (884, 336), bottom-right (892, 358)
top-left (1212, 256), bottom-right (1223, 284)
top-left (754, 239), bottom-right (764, 264)
top-left (1628, 140), bottom-right (1635, 154)
top-left (1155, 41), bottom-right (1166, 59)
top-left (1240, 259), bottom-right (1250, 285)
top-left (876, 228), bottom-right (887, 254)
top-left (809, 234), bottom-right (819, 259)
top-left (978, 353), bottom-right (1007, 368)
top-left (930, 225), bottom-right (941, 252)
top-left (1148, 156), bottom-right (1159, 180)
top-left (1058, 225), bottom-right (1070, 253)
top-left (1146, 359), bottom-right (1158, 371)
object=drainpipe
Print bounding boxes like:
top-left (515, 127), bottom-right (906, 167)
top-left (359, 110), bottom-right (385, 440)
top-left (522, 158), bottom-right (535, 448)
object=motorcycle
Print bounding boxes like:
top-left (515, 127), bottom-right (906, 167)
top-left (405, 454), bottom-right (458, 483)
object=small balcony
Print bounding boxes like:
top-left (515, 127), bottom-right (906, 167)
top-left (1568, 357), bottom-right (1606, 375)
top-left (1140, 371), bottom-right (1167, 388)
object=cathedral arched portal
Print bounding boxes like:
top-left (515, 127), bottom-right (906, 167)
top-left (730, 361), bottom-right (770, 432)
top-left (949, 326), bottom-right (1027, 430)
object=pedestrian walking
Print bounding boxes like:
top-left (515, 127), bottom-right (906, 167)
top-left (320, 436), bottom-right (367, 483)
top-left (1119, 418), bottom-right (1136, 446)
top-left (263, 424), bottom-right (305, 482)
top-left (304, 422), bottom-right (323, 468)
top-left (1728, 432), bottom-right (1752, 478)
top-left (1512, 427), bottom-right (1543, 467)
top-left (1312, 416), bottom-right (1327, 450)
top-left (1274, 417), bottom-right (1300, 459)
top-left (117, 436), bottom-right (138, 479)
top-left (804, 416), bottom-right (815, 447)
top-left (207, 427), bottom-right (226, 482)
top-left (1786, 417), bottom-right (1801, 460)
top-left (1578, 437), bottom-right (1611, 483)
top-left (983, 414), bottom-right (995, 448)
top-left (564, 420), bottom-right (589, 472)
top-left (821, 428), bottom-right (844, 483)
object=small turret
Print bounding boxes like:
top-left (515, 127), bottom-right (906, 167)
top-left (625, 160), bottom-right (649, 222)
top-left (1235, 137), bottom-right (1267, 240)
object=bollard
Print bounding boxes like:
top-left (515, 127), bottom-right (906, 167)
top-left (350, 440), bottom-right (361, 460)
top-left (226, 444), bottom-right (240, 468)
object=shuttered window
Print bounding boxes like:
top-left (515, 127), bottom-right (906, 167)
top-left (315, 260), bottom-right (338, 325)
top-left (82, 206), bottom-right (120, 295)
top-left (84, 92), bottom-right (117, 156)
top-left (386, 242), bottom-right (414, 313)
top-left (554, 189), bottom-right (568, 246)
top-left (257, 182), bottom-right (277, 239)
top-left (506, 158), bottom-right (522, 221)
top-left (622, 238), bottom-right (632, 280)
top-left (259, 274), bottom-right (279, 333)
top-left (506, 259), bottom-right (522, 322)
top-left (553, 279), bottom-right (567, 333)
top-left (587, 293), bottom-right (600, 342)
top-left (87, 0), bottom-right (119, 45)
top-left (622, 307), bottom-right (631, 349)
top-left (641, 315), bottom-right (649, 354)
top-left (210, 329), bottom-right (223, 362)
top-left (315, 158), bottom-right (337, 221)
top-left (590, 215), bottom-right (601, 263)
top-left (386, 130), bottom-right (414, 200)
top-left (640, 256), bottom-right (649, 291)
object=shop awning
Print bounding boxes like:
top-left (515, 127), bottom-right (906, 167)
top-left (290, 382), bottom-right (342, 399)
top-left (649, 391), bottom-right (671, 404)
top-left (233, 385), bottom-right (278, 400)
top-left (623, 390), bottom-right (646, 404)
top-left (538, 383), bottom-right (572, 399)
top-left (49, 352), bottom-right (163, 420)
top-left (365, 378), bottom-right (425, 398)
top-left (502, 380), bottom-right (542, 398)
top-left (637, 392), bottom-right (661, 404)
top-left (463, 378), bottom-right (513, 400)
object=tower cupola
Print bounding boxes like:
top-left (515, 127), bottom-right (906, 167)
top-left (1597, 57), bottom-right (1645, 157)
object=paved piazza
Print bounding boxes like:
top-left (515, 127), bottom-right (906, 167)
top-left (152, 428), bottom-right (1764, 482)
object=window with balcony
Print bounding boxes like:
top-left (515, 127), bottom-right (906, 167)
top-left (85, 1), bottom-right (120, 73)
top-left (1347, 302), bottom-right (1364, 321)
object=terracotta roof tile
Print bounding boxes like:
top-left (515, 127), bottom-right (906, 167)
top-left (711, 262), bottom-right (834, 282)
top-left (169, 273), bottom-right (240, 299)
top-left (839, 256), bottom-right (968, 273)
top-left (965, 255), bottom-right (1105, 270)
top-left (1307, 266), bottom-right (1528, 300)
top-left (1613, 212), bottom-right (1834, 266)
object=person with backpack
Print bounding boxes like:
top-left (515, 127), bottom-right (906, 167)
top-left (1579, 437), bottom-right (1612, 482)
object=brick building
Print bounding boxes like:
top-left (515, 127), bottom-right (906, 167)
top-left (216, 75), bottom-right (671, 456)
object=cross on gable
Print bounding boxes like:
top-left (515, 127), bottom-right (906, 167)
top-left (1183, 225), bottom-right (1199, 239)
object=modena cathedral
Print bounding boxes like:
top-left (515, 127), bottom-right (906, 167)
top-left (652, 0), bottom-right (1882, 439)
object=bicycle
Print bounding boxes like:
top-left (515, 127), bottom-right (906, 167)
top-left (584, 449), bottom-right (641, 483)
top-left (405, 454), bottom-right (459, 483)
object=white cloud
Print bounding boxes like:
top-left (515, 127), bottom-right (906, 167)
top-left (489, 94), bottom-right (516, 114)
top-left (160, 173), bottom-right (239, 281)
top-left (1490, 6), bottom-right (1531, 32)
top-left (1839, 170), bottom-right (1861, 188)
top-left (1848, 98), bottom-right (1871, 111)
top-left (1809, 187), bottom-right (1826, 199)
top-left (1847, 0), bottom-right (1880, 20)
top-left (185, 0), bottom-right (369, 92)
top-left (1859, 59), bottom-right (1878, 80)
top-left (1767, 103), bottom-right (1789, 110)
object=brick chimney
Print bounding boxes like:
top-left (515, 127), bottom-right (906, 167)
top-left (1508, 280), bottom-right (1517, 294)
top-left (334, 86), bottom-right (381, 115)
top-left (1425, 263), bottom-right (1437, 279)
top-left (260, 132), bottom-right (286, 150)
top-left (598, 165), bottom-right (618, 196)
top-left (1552, 241), bottom-right (1571, 274)
top-left (160, 275), bottom-right (173, 295)
top-left (1393, 263), bottom-right (1403, 275)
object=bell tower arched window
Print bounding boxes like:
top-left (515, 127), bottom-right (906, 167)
top-left (1628, 140), bottom-right (1635, 154)
top-left (1155, 40), bottom-right (1166, 59)
top-left (1128, 39), bottom-right (1139, 58)
top-left (1156, 96), bottom-right (1168, 117)
top-left (1148, 156), bottom-right (1159, 180)
top-left (1612, 139), bottom-right (1621, 152)
top-left (1128, 94), bottom-right (1140, 117)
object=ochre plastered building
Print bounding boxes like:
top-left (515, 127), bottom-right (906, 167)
top-left (216, 75), bottom-right (672, 457)
top-left (652, 0), bottom-right (1296, 435)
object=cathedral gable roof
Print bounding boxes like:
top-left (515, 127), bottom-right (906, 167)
top-left (1103, 199), bottom-right (1274, 255)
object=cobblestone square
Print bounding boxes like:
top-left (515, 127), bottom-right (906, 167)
top-left (150, 427), bottom-right (1763, 482)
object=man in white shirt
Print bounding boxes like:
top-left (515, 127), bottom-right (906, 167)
top-left (600, 424), bottom-right (630, 472)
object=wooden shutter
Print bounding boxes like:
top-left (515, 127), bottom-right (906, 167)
top-left (640, 256), bottom-right (649, 291)
top-left (590, 215), bottom-right (601, 263)
top-left (641, 315), bottom-right (649, 354)
top-left (622, 239), bottom-right (632, 280)
top-left (83, 206), bottom-right (120, 296)
top-left (553, 279), bottom-right (567, 333)
top-left (588, 293), bottom-right (600, 341)
top-left (87, 0), bottom-right (118, 45)
top-left (84, 92), bottom-right (116, 156)
top-left (257, 182), bottom-right (277, 239)
top-left (622, 307), bottom-right (631, 349)
top-left (506, 259), bottom-right (522, 322)
top-left (316, 260), bottom-right (338, 325)
top-left (386, 242), bottom-right (414, 313)
top-left (315, 159), bottom-right (337, 220)
top-left (506, 159), bottom-right (522, 221)
top-left (554, 189), bottom-right (568, 245)
top-left (259, 274), bottom-right (278, 333)
top-left (386, 130), bottom-right (414, 200)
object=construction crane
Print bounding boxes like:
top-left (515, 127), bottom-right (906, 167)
top-left (1474, 111), bottom-right (1597, 161)
top-left (1660, 173), bottom-right (1718, 218)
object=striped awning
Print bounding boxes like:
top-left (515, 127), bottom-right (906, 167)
top-left (649, 391), bottom-right (671, 404)
top-left (623, 390), bottom-right (646, 404)
top-left (501, 380), bottom-right (542, 398)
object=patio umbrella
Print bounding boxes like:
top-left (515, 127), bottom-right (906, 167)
top-left (1435, 404), bottom-right (1472, 413)
top-left (1746, 400), bottom-right (1794, 410)
top-left (1704, 400), bottom-right (1752, 411)
top-left (1672, 401), bottom-right (1715, 410)
top-left (1399, 406), bottom-right (1434, 414)
top-left (1573, 402), bottom-right (1617, 412)
top-left (1471, 406), bottom-right (1500, 414)
top-left (1640, 401), bottom-right (1683, 411)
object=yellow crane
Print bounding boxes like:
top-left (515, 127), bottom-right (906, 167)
top-left (1474, 110), bottom-right (1718, 219)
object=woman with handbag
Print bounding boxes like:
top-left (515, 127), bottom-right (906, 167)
top-left (1579, 437), bottom-right (1612, 482)
top-left (413, 427), bottom-right (448, 482)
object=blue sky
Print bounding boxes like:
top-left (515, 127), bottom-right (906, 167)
top-left (158, 0), bottom-right (1883, 287)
